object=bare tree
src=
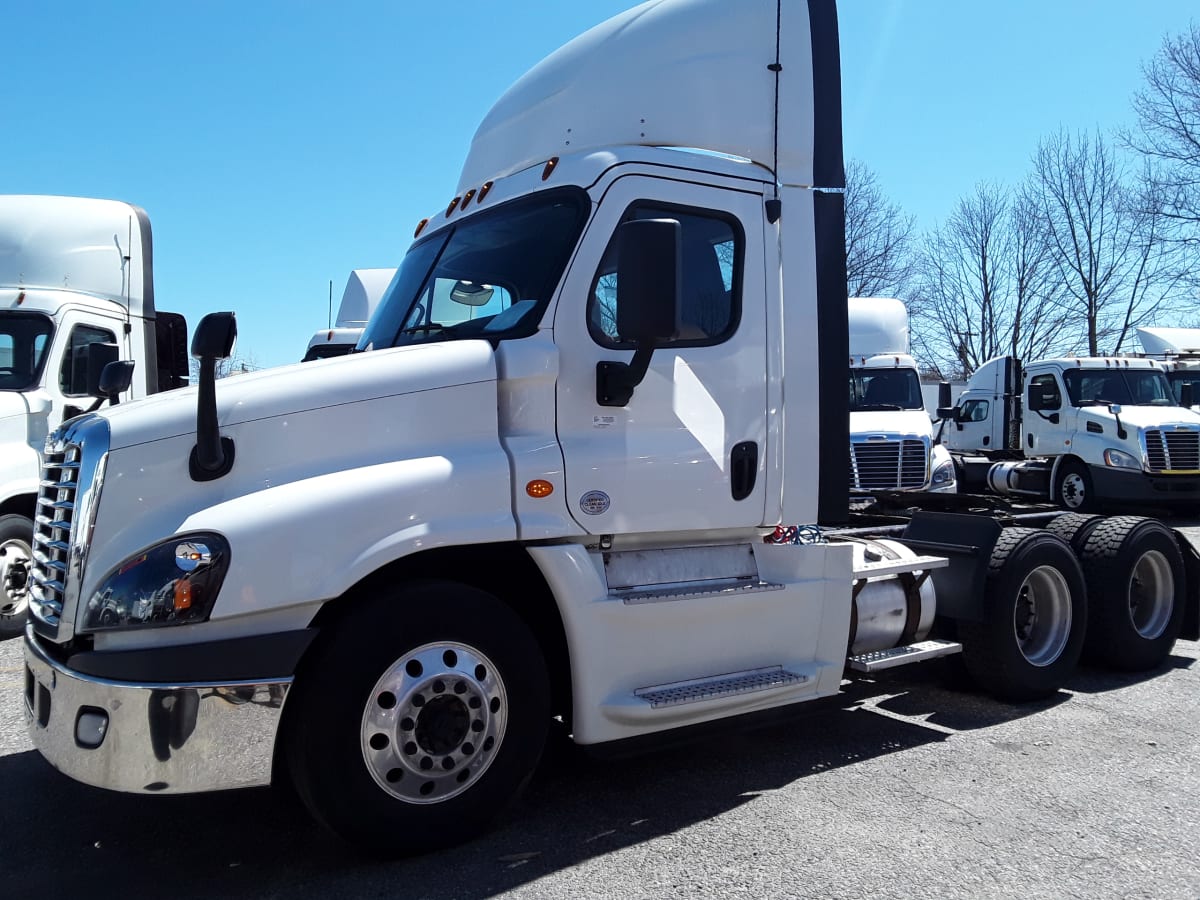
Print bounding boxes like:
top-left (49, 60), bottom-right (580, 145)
top-left (1128, 22), bottom-right (1200, 247)
top-left (189, 348), bottom-right (261, 382)
top-left (1033, 129), bottom-right (1184, 355)
top-left (910, 182), bottom-right (1076, 379)
top-left (843, 159), bottom-right (916, 298)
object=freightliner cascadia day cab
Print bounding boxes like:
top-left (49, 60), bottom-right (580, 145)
top-left (302, 268), bottom-right (396, 362)
top-left (847, 297), bottom-right (955, 495)
top-left (0, 195), bottom-right (188, 637)
top-left (22, 0), bottom-right (1200, 854)
top-left (940, 355), bottom-right (1200, 511)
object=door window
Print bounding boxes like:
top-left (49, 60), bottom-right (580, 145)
top-left (588, 203), bottom-right (741, 348)
top-left (60, 325), bottom-right (117, 396)
top-left (960, 398), bottom-right (990, 422)
top-left (1027, 374), bottom-right (1062, 411)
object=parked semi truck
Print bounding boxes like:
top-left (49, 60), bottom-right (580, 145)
top-left (1137, 326), bottom-right (1200, 411)
top-left (940, 354), bottom-right (1200, 511)
top-left (848, 297), bottom-right (955, 494)
top-left (0, 195), bottom-right (188, 637)
top-left (22, 0), bottom-right (1200, 855)
top-left (302, 268), bottom-right (396, 362)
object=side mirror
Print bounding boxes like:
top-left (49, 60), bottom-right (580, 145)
top-left (937, 381), bottom-right (952, 411)
top-left (85, 342), bottom-right (120, 399)
top-left (190, 312), bottom-right (237, 482)
top-left (98, 360), bottom-right (135, 404)
top-left (936, 406), bottom-right (959, 422)
top-left (1028, 385), bottom-right (1048, 412)
top-left (1181, 382), bottom-right (1194, 409)
top-left (596, 219), bottom-right (681, 407)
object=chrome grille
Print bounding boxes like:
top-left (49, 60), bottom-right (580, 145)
top-left (1144, 428), bottom-right (1200, 472)
top-left (28, 443), bottom-right (81, 632)
top-left (850, 438), bottom-right (929, 490)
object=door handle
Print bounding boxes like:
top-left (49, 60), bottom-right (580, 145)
top-left (730, 441), bottom-right (758, 501)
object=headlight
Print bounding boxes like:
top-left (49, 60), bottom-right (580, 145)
top-left (81, 533), bottom-right (230, 632)
top-left (1103, 448), bottom-right (1140, 469)
top-left (931, 459), bottom-right (956, 486)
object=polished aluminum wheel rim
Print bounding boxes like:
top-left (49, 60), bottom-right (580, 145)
top-left (0, 536), bottom-right (32, 619)
top-left (1012, 564), bottom-right (1073, 666)
top-left (361, 641), bottom-right (507, 805)
top-left (1127, 549), bottom-right (1173, 640)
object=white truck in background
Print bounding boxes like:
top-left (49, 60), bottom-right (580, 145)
top-left (21, 0), bottom-right (1200, 856)
top-left (1137, 326), bottom-right (1200, 411)
top-left (848, 297), bottom-right (955, 495)
top-left (0, 195), bottom-right (189, 636)
top-left (302, 268), bottom-right (396, 362)
top-left (940, 354), bottom-right (1200, 511)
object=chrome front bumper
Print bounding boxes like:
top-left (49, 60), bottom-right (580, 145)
top-left (24, 628), bottom-right (291, 794)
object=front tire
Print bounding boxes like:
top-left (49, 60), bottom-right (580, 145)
top-left (0, 514), bottom-right (33, 639)
top-left (960, 528), bottom-right (1087, 701)
top-left (1080, 516), bottom-right (1185, 671)
top-left (1054, 460), bottom-right (1095, 512)
top-left (284, 580), bottom-right (550, 856)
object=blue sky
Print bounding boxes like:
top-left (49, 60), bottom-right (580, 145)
top-left (4, 1), bottom-right (1196, 369)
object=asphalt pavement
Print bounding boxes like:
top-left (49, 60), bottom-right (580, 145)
top-left (2, 528), bottom-right (1199, 899)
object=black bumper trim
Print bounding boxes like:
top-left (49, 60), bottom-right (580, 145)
top-left (64, 629), bottom-right (318, 684)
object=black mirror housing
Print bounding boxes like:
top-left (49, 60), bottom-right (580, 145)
top-left (616, 218), bottom-right (681, 344)
top-left (936, 406), bottom-right (958, 421)
top-left (1181, 381), bottom-right (1195, 409)
top-left (937, 381), bottom-right (952, 410)
top-left (192, 312), bottom-right (237, 360)
top-left (85, 342), bottom-right (121, 399)
top-left (99, 360), bottom-right (135, 400)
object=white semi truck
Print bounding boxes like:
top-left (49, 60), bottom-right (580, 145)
top-left (302, 268), bottom-right (396, 362)
top-left (848, 297), bottom-right (955, 494)
top-left (0, 195), bottom-right (189, 637)
top-left (940, 354), bottom-right (1200, 511)
top-left (1137, 326), bottom-right (1200, 411)
top-left (21, 0), bottom-right (1200, 855)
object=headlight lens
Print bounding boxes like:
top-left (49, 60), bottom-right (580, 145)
top-left (81, 533), bottom-right (230, 632)
top-left (931, 459), bottom-right (956, 486)
top-left (1103, 448), bottom-right (1140, 469)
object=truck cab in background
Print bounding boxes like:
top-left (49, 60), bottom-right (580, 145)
top-left (848, 297), bottom-right (955, 494)
top-left (1137, 326), bottom-right (1200, 412)
top-left (302, 268), bottom-right (396, 362)
top-left (0, 195), bottom-right (188, 635)
top-left (942, 354), bottom-right (1200, 511)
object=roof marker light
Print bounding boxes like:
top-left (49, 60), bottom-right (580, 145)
top-left (477, 181), bottom-right (493, 203)
top-left (462, 188), bottom-right (476, 206)
top-left (446, 196), bottom-right (462, 217)
top-left (541, 158), bottom-right (559, 181)
top-left (414, 218), bottom-right (429, 238)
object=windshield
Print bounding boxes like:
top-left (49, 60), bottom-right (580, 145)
top-left (0, 312), bottom-right (54, 391)
top-left (1063, 368), bottom-right (1177, 407)
top-left (359, 187), bottom-right (589, 351)
top-left (849, 368), bottom-right (924, 411)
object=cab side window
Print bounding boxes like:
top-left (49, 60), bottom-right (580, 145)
top-left (588, 203), bottom-right (742, 348)
top-left (60, 325), bottom-right (117, 396)
top-left (961, 398), bottom-right (990, 422)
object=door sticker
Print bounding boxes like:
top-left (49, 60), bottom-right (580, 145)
top-left (579, 490), bottom-right (611, 515)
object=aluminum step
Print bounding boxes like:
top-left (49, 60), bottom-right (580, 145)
top-left (852, 553), bottom-right (949, 580)
top-left (613, 577), bottom-right (783, 605)
top-left (635, 665), bottom-right (808, 708)
top-left (847, 639), bottom-right (962, 673)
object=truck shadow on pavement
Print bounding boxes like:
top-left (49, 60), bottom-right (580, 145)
top-left (2, 657), bottom-right (1144, 900)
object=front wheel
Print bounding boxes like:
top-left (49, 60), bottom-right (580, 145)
top-left (959, 528), bottom-right (1087, 701)
top-left (1080, 516), bottom-right (1185, 671)
top-left (0, 514), bottom-right (34, 639)
top-left (284, 580), bottom-right (550, 856)
top-left (1054, 460), bottom-right (1096, 512)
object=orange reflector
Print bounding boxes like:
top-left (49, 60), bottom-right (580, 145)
top-left (174, 579), bottom-right (194, 611)
top-left (541, 157), bottom-right (559, 180)
top-left (477, 181), bottom-right (493, 203)
top-left (446, 196), bottom-right (461, 217)
top-left (15, 291), bottom-right (24, 305)
top-left (526, 480), bottom-right (554, 498)
top-left (414, 218), bottom-right (429, 238)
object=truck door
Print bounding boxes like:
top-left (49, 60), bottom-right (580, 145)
top-left (44, 312), bottom-right (123, 426)
top-left (1024, 370), bottom-right (1070, 457)
top-left (947, 393), bottom-right (996, 450)
top-left (554, 176), bottom-right (768, 534)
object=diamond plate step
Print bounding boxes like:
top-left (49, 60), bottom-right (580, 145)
top-left (848, 639), bottom-right (962, 673)
top-left (613, 577), bottom-right (783, 605)
top-left (635, 665), bottom-right (808, 708)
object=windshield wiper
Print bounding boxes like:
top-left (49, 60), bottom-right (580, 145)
top-left (854, 403), bottom-right (904, 411)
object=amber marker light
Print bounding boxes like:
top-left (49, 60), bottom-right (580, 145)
top-left (526, 480), bottom-right (554, 498)
top-left (174, 579), bottom-right (194, 611)
top-left (446, 196), bottom-right (462, 217)
top-left (414, 218), bottom-right (429, 238)
top-left (541, 157), bottom-right (559, 180)
top-left (462, 188), bottom-right (476, 205)
top-left (15, 291), bottom-right (24, 305)
top-left (477, 181), bottom-right (493, 203)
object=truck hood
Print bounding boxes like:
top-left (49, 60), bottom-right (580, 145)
top-left (1078, 405), bottom-right (1200, 432)
top-left (849, 408), bottom-right (934, 438)
top-left (99, 340), bottom-right (499, 451)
